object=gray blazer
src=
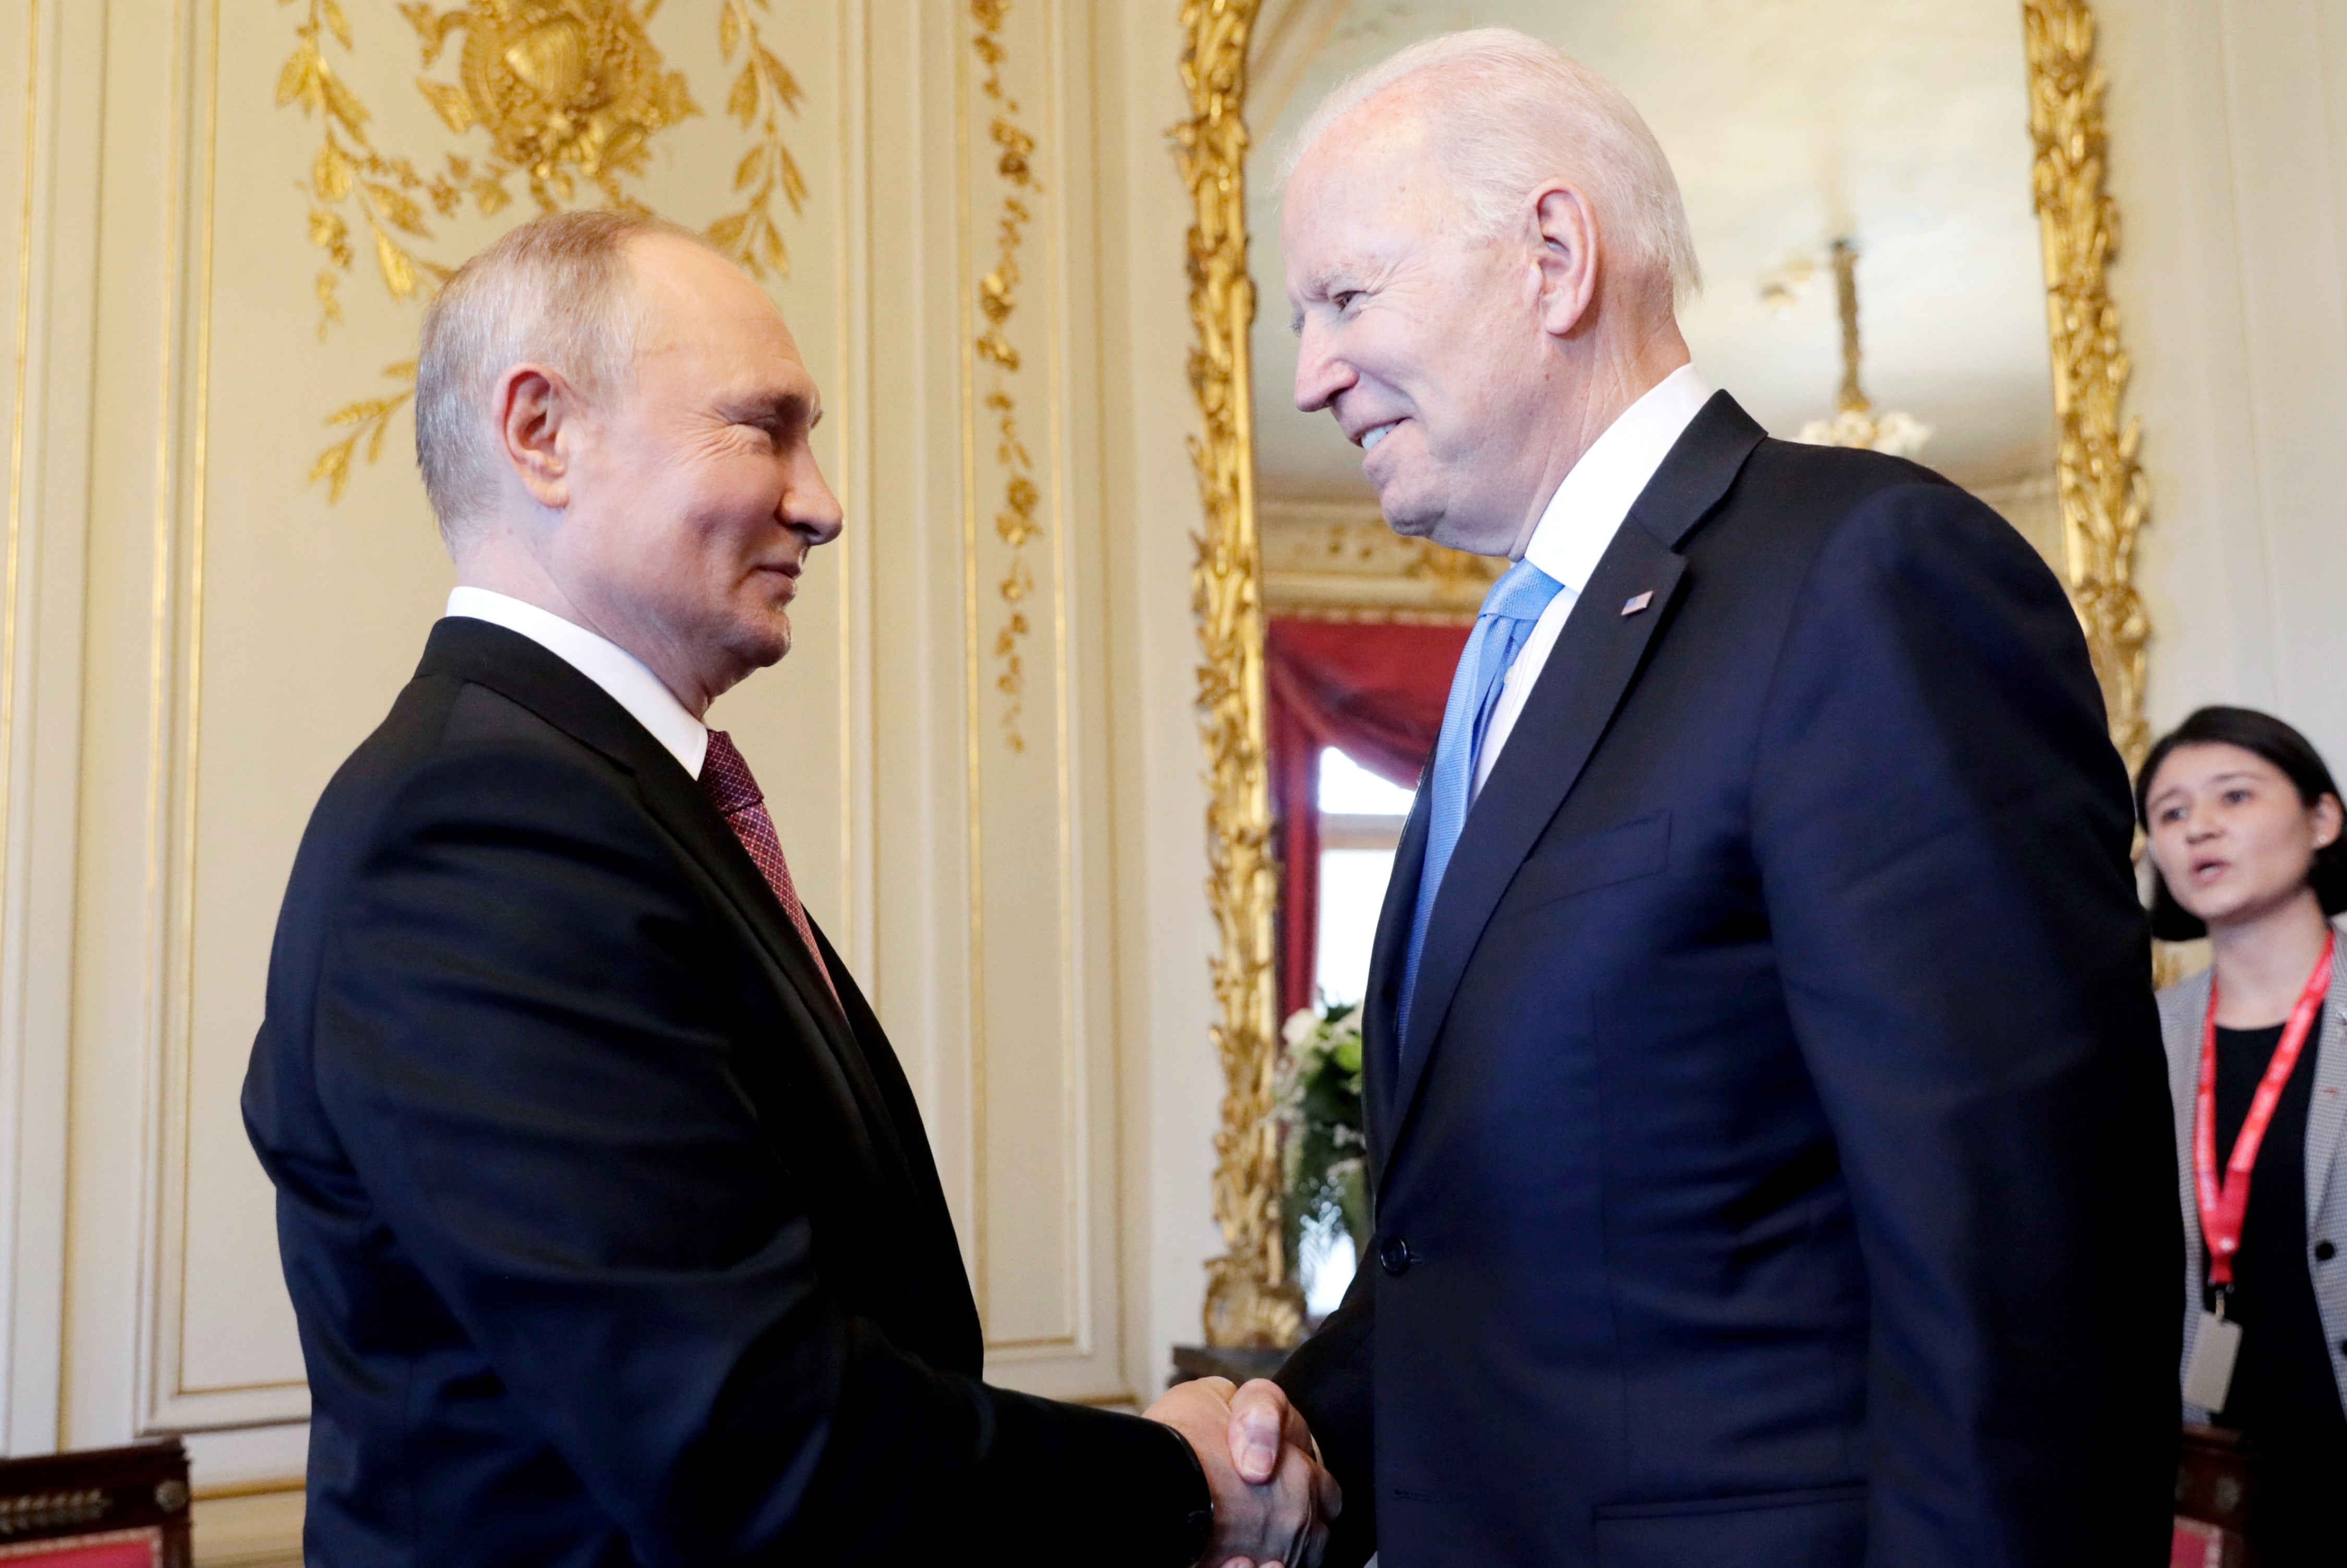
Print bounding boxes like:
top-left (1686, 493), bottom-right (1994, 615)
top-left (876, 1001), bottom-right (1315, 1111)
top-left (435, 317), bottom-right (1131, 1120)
top-left (2159, 933), bottom-right (2347, 1420)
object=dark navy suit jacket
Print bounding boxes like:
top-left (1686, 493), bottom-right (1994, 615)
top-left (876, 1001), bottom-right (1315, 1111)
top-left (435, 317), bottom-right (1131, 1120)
top-left (243, 618), bottom-right (1208, 1567)
top-left (1278, 395), bottom-right (2181, 1568)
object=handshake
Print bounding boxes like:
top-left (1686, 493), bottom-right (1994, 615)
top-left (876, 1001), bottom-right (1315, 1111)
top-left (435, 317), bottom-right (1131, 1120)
top-left (1145, 1376), bottom-right (1342, 1568)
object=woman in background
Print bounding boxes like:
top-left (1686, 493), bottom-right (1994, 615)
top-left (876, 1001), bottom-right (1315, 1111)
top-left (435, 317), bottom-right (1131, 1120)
top-left (2140, 705), bottom-right (2347, 1566)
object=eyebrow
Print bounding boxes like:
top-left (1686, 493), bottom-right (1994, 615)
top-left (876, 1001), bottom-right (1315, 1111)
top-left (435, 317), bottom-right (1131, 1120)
top-left (2152, 771), bottom-right (2265, 806)
top-left (719, 388), bottom-right (814, 426)
top-left (1288, 259), bottom-right (1386, 335)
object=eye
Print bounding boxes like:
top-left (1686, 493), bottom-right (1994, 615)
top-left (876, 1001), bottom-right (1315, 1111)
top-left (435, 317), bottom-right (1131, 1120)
top-left (2158, 804), bottom-right (2187, 824)
top-left (1332, 289), bottom-right (1361, 313)
top-left (2223, 788), bottom-right (2252, 805)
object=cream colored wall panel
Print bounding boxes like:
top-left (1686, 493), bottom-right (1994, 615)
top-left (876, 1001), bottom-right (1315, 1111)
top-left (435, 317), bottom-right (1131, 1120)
top-left (1092, 0), bottom-right (1229, 1411)
top-left (0, 0), bottom-right (92, 1457)
top-left (0, 0), bottom-right (43, 1450)
top-left (958, 0), bottom-right (1084, 1357)
top-left (853, 0), bottom-right (1131, 1400)
top-left (2108, 0), bottom-right (2347, 764)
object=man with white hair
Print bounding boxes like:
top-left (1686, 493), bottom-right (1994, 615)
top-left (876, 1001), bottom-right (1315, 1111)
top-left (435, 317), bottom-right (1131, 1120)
top-left (242, 211), bottom-right (1337, 1567)
top-left (1266, 29), bottom-right (2179, 1568)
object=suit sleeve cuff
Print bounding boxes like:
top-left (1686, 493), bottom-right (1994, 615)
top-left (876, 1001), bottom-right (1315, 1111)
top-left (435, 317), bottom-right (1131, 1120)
top-left (1158, 1416), bottom-right (1216, 1564)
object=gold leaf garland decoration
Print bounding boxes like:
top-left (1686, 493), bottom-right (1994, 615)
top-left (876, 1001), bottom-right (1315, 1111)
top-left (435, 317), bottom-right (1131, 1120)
top-left (311, 360), bottom-right (418, 504)
top-left (708, 0), bottom-right (808, 280)
top-left (280, 0), bottom-right (442, 338)
top-left (2025, 0), bottom-right (2151, 768)
top-left (1176, 0), bottom-right (1302, 1350)
top-left (281, 1), bottom-right (807, 499)
top-left (971, 0), bottom-right (1042, 753)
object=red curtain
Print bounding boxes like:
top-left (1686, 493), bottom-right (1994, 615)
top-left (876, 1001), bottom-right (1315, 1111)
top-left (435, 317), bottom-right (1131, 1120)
top-left (1266, 619), bottom-right (1468, 1020)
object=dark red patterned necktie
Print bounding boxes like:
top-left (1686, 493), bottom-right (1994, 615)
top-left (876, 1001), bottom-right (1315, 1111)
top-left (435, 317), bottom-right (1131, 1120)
top-left (698, 728), bottom-right (843, 1015)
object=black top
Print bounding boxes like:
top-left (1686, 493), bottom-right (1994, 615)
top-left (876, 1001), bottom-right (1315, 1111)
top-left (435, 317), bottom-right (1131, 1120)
top-left (2205, 1024), bottom-right (2347, 1451)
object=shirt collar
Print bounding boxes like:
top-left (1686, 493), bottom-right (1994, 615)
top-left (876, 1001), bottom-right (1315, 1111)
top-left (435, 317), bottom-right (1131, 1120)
top-left (444, 586), bottom-right (710, 779)
top-left (1514, 363), bottom-right (1714, 593)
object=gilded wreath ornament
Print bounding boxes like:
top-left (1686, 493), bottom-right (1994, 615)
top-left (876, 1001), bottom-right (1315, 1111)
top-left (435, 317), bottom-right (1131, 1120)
top-left (277, 0), bottom-right (807, 500)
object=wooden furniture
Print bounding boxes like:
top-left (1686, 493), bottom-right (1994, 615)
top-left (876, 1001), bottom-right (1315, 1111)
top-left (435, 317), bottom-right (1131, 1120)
top-left (1168, 1344), bottom-right (1289, 1389)
top-left (0, 1442), bottom-right (190, 1567)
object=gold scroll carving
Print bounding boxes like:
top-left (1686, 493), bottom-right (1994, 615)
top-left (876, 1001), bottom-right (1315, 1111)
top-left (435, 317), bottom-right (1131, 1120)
top-left (1176, 0), bottom-right (1302, 1350)
top-left (2025, 0), bottom-right (2151, 768)
top-left (970, 0), bottom-right (1043, 754)
top-left (1261, 501), bottom-right (1503, 624)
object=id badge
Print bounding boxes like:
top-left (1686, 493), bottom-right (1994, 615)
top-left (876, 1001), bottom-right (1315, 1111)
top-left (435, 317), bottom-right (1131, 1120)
top-left (2183, 1309), bottom-right (2243, 1412)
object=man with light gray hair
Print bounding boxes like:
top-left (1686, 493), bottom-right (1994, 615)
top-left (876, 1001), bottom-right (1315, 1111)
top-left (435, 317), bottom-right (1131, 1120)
top-left (1266, 29), bottom-right (2179, 1568)
top-left (243, 210), bottom-right (1339, 1568)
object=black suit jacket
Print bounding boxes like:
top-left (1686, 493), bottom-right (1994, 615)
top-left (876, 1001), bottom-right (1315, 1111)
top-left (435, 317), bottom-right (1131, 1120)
top-left (1278, 395), bottom-right (2181, 1568)
top-left (243, 617), bottom-right (1208, 1568)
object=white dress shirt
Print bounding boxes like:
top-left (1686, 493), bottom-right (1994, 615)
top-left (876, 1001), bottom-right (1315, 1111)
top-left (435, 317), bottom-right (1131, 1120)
top-left (444, 587), bottom-right (710, 780)
top-left (1472, 364), bottom-right (1713, 797)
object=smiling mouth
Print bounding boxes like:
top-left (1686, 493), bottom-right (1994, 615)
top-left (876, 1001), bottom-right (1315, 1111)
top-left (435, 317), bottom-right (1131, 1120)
top-left (1358, 421), bottom-right (1398, 452)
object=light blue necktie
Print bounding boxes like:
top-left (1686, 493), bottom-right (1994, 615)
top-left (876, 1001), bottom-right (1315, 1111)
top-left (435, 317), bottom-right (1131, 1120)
top-left (1396, 558), bottom-right (1566, 1048)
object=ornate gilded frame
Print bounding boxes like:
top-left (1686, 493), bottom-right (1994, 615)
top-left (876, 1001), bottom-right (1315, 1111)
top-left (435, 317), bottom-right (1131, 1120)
top-left (1175, 0), bottom-right (2150, 1346)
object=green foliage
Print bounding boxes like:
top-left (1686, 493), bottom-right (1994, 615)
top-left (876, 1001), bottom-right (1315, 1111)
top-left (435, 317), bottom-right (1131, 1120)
top-left (1279, 1000), bottom-right (1369, 1293)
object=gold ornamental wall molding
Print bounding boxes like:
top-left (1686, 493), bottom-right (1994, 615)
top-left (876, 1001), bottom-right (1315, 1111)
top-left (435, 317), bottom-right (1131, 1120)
top-left (969, 0), bottom-right (1043, 755)
top-left (275, 0), bottom-right (806, 501)
top-left (2025, 0), bottom-right (2150, 769)
top-left (1178, 0), bottom-right (2152, 1353)
top-left (1261, 497), bottom-right (1499, 625)
top-left (1176, 0), bottom-right (1300, 1350)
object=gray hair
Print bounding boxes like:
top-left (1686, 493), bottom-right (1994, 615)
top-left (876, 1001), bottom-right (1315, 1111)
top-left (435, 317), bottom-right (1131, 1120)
top-left (1281, 28), bottom-right (1701, 308)
top-left (414, 209), bottom-right (711, 538)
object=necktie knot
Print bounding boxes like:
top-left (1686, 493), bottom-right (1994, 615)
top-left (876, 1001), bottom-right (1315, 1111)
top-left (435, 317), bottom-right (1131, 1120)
top-left (698, 729), bottom-right (764, 818)
top-left (1481, 557), bottom-right (1565, 626)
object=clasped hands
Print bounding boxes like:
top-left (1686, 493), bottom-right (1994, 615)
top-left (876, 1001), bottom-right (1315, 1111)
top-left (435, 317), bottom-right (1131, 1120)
top-left (1146, 1376), bottom-right (1341, 1568)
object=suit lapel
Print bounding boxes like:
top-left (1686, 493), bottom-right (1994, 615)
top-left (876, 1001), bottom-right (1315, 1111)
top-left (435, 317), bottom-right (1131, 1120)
top-left (1380, 394), bottom-right (1766, 1151)
top-left (630, 749), bottom-right (904, 1132)
top-left (416, 618), bottom-right (898, 1151)
top-left (1363, 787), bottom-right (1431, 1183)
top-left (2307, 941), bottom-right (2347, 1233)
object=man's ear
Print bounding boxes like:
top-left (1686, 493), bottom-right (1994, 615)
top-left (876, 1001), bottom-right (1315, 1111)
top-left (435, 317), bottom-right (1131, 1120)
top-left (493, 362), bottom-right (574, 509)
top-left (1531, 184), bottom-right (1600, 339)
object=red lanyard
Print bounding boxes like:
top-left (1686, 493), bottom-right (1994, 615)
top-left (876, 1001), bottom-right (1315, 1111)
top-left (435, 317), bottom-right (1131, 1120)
top-left (2195, 930), bottom-right (2336, 1291)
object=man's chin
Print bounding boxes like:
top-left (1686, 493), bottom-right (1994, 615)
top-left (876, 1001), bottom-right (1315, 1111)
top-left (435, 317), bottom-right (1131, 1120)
top-left (1381, 492), bottom-right (1513, 558)
top-left (1377, 487), bottom-right (1442, 542)
top-left (725, 613), bottom-right (792, 673)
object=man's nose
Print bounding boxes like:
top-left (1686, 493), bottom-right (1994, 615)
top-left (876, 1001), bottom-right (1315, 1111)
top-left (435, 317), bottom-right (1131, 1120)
top-left (1293, 324), bottom-right (1353, 415)
top-left (784, 456), bottom-right (846, 546)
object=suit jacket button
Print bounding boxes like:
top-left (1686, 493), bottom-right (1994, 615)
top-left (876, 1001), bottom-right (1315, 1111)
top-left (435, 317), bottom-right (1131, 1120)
top-left (1378, 1237), bottom-right (1412, 1275)
top-left (2317, 1240), bottom-right (2337, 1262)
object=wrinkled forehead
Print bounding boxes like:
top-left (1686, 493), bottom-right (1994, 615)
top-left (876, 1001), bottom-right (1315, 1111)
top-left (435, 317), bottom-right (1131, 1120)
top-left (1282, 120), bottom-right (1453, 307)
top-left (630, 236), bottom-right (815, 395)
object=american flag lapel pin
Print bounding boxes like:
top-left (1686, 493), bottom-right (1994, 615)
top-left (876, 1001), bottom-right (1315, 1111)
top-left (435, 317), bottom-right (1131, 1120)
top-left (1620, 590), bottom-right (1654, 617)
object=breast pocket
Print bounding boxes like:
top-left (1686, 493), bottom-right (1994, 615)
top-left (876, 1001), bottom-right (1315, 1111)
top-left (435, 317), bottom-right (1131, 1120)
top-left (1498, 811), bottom-right (1672, 916)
